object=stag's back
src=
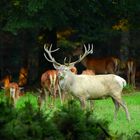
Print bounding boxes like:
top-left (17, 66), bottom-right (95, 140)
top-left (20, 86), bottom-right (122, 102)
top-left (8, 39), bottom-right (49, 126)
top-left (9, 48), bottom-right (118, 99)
top-left (66, 74), bottom-right (126, 99)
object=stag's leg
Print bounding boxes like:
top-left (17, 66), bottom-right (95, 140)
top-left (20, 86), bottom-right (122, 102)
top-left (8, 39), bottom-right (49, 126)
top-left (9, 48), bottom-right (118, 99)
top-left (112, 98), bottom-right (120, 120)
top-left (119, 100), bottom-right (131, 121)
top-left (44, 88), bottom-right (51, 108)
top-left (50, 91), bottom-right (55, 108)
top-left (89, 100), bottom-right (94, 110)
top-left (58, 85), bottom-right (63, 105)
top-left (79, 97), bottom-right (87, 109)
top-left (61, 91), bottom-right (65, 103)
top-left (113, 95), bottom-right (131, 121)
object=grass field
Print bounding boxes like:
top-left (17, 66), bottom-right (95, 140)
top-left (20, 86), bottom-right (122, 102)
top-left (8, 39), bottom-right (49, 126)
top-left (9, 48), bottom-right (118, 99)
top-left (1, 90), bottom-right (140, 139)
top-left (93, 92), bottom-right (140, 137)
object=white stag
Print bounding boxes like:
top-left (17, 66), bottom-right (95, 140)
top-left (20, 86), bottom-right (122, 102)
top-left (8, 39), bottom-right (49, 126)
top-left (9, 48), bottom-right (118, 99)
top-left (44, 44), bottom-right (131, 121)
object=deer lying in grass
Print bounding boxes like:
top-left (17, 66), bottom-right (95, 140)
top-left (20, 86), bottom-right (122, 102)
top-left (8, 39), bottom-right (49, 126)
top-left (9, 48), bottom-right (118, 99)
top-left (44, 44), bottom-right (131, 121)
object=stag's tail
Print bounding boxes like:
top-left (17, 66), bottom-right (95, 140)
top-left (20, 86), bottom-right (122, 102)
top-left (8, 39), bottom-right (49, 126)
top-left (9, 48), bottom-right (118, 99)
top-left (115, 75), bottom-right (127, 88)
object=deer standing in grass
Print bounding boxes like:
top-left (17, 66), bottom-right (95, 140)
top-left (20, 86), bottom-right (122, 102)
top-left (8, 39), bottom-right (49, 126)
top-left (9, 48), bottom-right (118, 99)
top-left (44, 44), bottom-right (131, 121)
top-left (7, 82), bottom-right (24, 106)
top-left (38, 69), bottom-right (61, 109)
top-left (1, 76), bottom-right (24, 107)
top-left (38, 67), bottom-right (77, 109)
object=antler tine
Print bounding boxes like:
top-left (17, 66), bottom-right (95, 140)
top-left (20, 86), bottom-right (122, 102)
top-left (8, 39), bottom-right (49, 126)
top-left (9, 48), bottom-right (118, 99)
top-left (87, 43), bottom-right (93, 54)
top-left (68, 44), bottom-right (93, 66)
top-left (64, 57), bottom-right (67, 64)
top-left (64, 57), bottom-right (72, 66)
top-left (44, 44), bottom-right (59, 53)
top-left (44, 44), bottom-right (55, 63)
top-left (44, 44), bottom-right (61, 66)
top-left (69, 57), bottom-right (71, 65)
top-left (43, 53), bottom-right (54, 63)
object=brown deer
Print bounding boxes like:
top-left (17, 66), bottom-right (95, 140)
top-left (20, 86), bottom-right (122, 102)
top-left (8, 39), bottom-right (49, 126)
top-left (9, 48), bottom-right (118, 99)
top-left (38, 70), bottom-right (61, 109)
top-left (82, 69), bottom-right (95, 75)
top-left (38, 66), bottom-right (77, 109)
top-left (8, 82), bottom-right (24, 106)
top-left (82, 56), bottom-right (119, 74)
top-left (73, 45), bottom-right (119, 74)
top-left (1, 75), bottom-right (24, 107)
top-left (2, 81), bottom-right (24, 107)
top-left (43, 43), bottom-right (130, 121)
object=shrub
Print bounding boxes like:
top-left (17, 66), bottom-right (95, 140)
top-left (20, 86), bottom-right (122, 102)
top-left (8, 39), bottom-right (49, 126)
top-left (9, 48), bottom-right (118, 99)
top-left (53, 100), bottom-right (111, 140)
top-left (0, 96), bottom-right (63, 140)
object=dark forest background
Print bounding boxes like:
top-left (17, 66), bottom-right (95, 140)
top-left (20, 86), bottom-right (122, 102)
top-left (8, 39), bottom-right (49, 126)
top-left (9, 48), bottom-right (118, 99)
top-left (0, 0), bottom-right (140, 87)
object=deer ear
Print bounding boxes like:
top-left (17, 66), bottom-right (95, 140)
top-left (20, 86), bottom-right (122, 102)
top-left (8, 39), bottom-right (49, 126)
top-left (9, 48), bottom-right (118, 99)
top-left (68, 64), bottom-right (75, 69)
top-left (53, 63), bottom-right (60, 70)
top-left (37, 88), bottom-right (42, 93)
top-left (19, 87), bottom-right (24, 90)
top-left (1, 86), bottom-right (5, 89)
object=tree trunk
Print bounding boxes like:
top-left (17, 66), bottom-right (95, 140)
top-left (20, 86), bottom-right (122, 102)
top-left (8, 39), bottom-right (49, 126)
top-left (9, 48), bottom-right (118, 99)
top-left (120, 30), bottom-right (130, 61)
top-left (39, 28), bottom-right (57, 76)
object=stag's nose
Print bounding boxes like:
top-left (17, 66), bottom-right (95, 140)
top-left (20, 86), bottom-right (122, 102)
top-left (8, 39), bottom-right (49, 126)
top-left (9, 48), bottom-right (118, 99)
top-left (57, 71), bottom-right (64, 80)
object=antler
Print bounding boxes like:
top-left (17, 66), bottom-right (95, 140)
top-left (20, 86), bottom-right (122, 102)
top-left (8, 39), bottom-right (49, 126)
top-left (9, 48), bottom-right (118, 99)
top-left (44, 44), bottom-right (61, 66)
top-left (64, 44), bottom-right (93, 66)
top-left (44, 43), bottom-right (93, 67)
top-left (64, 57), bottom-right (72, 66)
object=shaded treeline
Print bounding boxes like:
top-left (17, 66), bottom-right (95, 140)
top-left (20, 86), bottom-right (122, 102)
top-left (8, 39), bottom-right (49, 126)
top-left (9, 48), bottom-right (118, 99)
top-left (0, 0), bottom-right (140, 87)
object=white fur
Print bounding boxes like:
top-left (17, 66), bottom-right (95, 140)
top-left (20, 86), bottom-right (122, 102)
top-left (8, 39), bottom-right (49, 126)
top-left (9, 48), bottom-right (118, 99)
top-left (55, 65), bottom-right (130, 121)
top-left (115, 75), bottom-right (127, 88)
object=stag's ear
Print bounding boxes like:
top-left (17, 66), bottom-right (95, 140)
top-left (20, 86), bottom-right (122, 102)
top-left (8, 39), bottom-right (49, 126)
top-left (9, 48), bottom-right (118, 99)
top-left (68, 64), bottom-right (75, 69)
top-left (53, 63), bottom-right (60, 70)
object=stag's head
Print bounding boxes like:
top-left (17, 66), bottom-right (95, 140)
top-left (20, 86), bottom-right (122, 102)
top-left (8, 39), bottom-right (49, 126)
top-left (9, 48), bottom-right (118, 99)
top-left (44, 44), bottom-right (93, 79)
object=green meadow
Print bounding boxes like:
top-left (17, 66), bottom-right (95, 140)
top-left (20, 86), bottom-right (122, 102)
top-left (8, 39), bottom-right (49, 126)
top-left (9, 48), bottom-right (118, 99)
top-left (93, 92), bottom-right (140, 137)
top-left (0, 90), bottom-right (140, 139)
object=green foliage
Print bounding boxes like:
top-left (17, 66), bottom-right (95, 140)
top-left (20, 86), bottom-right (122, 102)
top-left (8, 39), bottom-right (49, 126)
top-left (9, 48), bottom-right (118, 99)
top-left (0, 0), bottom-right (139, 58)
top-left (0, 95), bottom-right (63, 140)
top-left (53, 100), bottom-right (110, 140)
top-left (2, 0), bottom-right (68, 32)
top-left (0, 92), bottom-right (140, 140)
top-left (1, 0), bottom-right (139, 41)
top-left (57, 38), bottom-right (74, 49)
top-left (0, 93), bottom-right (112, 140)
